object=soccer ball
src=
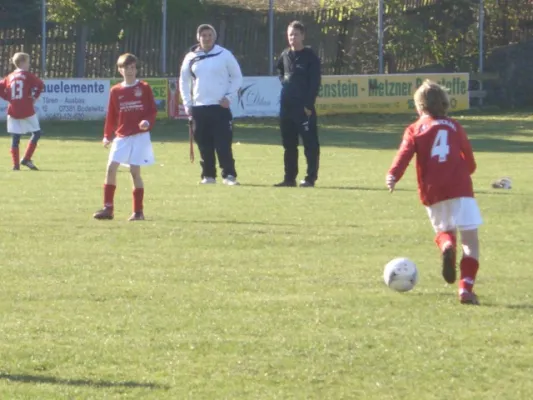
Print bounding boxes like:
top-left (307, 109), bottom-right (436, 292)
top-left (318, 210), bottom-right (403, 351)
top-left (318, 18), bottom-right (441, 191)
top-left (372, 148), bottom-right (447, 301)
top-left (383, 257), bottom-right (418, 292)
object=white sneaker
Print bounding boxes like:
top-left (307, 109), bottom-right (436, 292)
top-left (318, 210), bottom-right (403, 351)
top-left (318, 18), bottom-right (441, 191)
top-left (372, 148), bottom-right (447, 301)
top-left (200, 177), bottom-right (216, 184)
top-left (222, 175), bottom-right (240, 186)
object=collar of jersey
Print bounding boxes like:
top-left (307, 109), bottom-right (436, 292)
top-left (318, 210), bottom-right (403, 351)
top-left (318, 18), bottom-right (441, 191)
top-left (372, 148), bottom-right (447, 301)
top-left (121, 79), bottom-right (139, 88)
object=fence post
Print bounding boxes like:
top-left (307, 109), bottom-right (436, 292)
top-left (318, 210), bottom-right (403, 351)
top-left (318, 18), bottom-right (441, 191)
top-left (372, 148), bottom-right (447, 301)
top-left (161, 0), bottom-right (167, 75)
top-left (478, 0), bottom-right (484, 106)
top-left (268, 0), bottom-right (274, 75)
top-left (74, 24), bottom-right (88, 77)
top-left (378, 0), bottom-right (384, 74)
top-left (41, 0), bottom-right (46, 76)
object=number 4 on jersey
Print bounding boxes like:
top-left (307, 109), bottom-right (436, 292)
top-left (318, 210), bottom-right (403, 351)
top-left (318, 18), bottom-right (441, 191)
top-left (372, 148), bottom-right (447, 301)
top-left (431, 129), bottom-right (450, 162)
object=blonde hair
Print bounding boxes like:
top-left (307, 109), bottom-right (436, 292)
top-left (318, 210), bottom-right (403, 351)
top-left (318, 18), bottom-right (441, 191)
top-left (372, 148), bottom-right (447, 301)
top-left (12, 52), bottom-right (30, 68)
top-left (413, 80), bottom-right (450, 117)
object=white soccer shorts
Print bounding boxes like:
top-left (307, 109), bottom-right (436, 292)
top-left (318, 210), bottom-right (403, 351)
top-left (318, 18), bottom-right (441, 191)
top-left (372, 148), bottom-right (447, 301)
top-left (108, 132), bottom-right (155, 167)
top-left (7, 114), bottom-right (40, 134)
top-left (426, 197), bottom-right (483, 232)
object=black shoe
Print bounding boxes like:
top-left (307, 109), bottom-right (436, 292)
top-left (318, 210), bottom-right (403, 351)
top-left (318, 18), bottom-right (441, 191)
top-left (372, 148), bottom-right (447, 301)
top-left (299, 180), bottom-right (315, 187)
top-left (128, 212), bottom-right (145, 221)
top-left (93, 207), bottom-right (114, 220)
top-left (274, 180), bottom-right (297, 187)
top-left (21, 159), bottom-right (38, 170)
top-left (442, 246), bottom-right (457, 284)
top-left (13, 165), bottom-right (20, 171)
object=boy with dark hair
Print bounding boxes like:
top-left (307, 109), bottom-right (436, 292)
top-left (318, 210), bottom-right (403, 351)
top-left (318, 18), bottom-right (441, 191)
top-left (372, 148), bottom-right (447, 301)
top-left (275, 20), bottom-right (322, 188)
top-left (386, 80), bottom-right (482, 305)
top-left (93, 53), bottom-right (157, 221)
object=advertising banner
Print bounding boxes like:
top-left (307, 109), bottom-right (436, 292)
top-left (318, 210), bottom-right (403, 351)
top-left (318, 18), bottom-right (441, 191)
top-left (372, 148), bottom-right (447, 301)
top-left (316, 73), bottom-right (469, 115)
top-left (0, 79), bottom-right (109, 121)
top-left (230, 76), bottom-right (281, 118)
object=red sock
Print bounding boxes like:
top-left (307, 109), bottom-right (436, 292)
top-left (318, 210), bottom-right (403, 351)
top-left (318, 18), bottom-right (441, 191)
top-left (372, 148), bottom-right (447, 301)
top-left (23, 142), bottom-right (37, 161)
top-left (10, 148), bottom-right (20, 167)
top-left (103, 184), bottom-right (116, 209)
top-left (133, 188), bottom-right (144, 213)
top-left (459, 257), bottom-right (479, 293)
top-left (434, 231), bottom-right (457, 252)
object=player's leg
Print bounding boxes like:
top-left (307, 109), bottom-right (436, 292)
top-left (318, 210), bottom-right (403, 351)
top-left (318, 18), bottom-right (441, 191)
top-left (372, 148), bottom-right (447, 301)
top-left (214, 107), bottom-right (238, 185)
top-left (93, 136), bottom-right (130, 220)
top-left (126, 133), bottom-right (154, 221)
top-left (458, 229), bottom-right (480, 305)
top-left (298, 109), bottom-right (320, 187)
top-left (426, 199), bottom-right (458, 284)
top-left (21, 130), bottom-right (41, 170)
top-left (274, 112), bottom-right (298, 187)
top-left (456, 197), bottom-right (483, 305)
top-left (7, 116), bottom-right (23, 170)
top-left (192, 107), bottom-right (216, 183)
top-left (93, 161), bottom-right (120, 220)
top-left (10, 134), bottom-right (21, 170)
top-left (434, 229), bottom-right (457, 284)
top-left (128, 165), bottom-right (145, 221)
top-left (17, 115), bottom-right (41, 170)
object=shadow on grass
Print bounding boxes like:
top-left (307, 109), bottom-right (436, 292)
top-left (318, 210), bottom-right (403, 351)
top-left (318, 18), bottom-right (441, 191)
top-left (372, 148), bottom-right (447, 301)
top-left (181, 219), bottom-right (359, 229)
top-left (411, 292), bottom-right (455, 297)
top-left (481, 302), bottom-right (533, 310)
top-left (39, 114), bottom-right (533, 153)
top-left (242, 183), bottom-right (402, 192)
top-left (0, 373), bottom-right (169, 390)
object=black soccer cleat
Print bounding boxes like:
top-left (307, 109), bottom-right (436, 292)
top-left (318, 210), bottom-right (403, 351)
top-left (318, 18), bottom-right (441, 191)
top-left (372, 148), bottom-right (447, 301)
top-left (21, 159), bottom-right (38, 170)
top-left (93, 207), bottom-right (114, 220)
top-left (128, 212), bottom-right (145, 221)
top-left (299, 180), bottom-right (315, 188)
top-left (274, 180), bottom-right (297, 187)
top-left (442, 247), bottom-right (457, 284)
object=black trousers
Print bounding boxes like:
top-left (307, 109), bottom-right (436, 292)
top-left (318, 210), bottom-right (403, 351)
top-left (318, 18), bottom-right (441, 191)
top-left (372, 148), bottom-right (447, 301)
top-left (279, 106), bottom-right (320, 183)
top-left (192, 105), bottom-right (237, 179)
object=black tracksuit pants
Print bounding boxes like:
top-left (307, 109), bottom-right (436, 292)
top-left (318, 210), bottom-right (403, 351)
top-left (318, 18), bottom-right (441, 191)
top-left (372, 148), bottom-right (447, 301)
top-left (192, 105), bottom-right (237, 179)
top-left (279, 105), bottom-right (320, 183)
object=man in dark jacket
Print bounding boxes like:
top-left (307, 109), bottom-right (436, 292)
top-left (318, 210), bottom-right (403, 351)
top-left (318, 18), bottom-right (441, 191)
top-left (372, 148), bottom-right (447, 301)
top-left (275, 21), bottom-right (321, 187)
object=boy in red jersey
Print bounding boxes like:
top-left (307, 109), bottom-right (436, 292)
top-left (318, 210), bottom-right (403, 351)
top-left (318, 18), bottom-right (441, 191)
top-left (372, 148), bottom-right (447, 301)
top-left (93, 53), bottom-right (157, 221)
top-left (0, 53), bottom-right (44, 170)
top-left (386, 80), bottom-right (482, 305)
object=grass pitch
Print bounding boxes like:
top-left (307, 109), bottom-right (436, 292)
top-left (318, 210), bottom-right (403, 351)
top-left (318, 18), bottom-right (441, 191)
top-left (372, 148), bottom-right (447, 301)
top-left (0, 112), bottom-right (532, 399)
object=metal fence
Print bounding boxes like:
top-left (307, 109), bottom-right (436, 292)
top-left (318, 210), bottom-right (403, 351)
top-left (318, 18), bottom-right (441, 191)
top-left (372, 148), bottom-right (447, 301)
top-left (2, 1), bottom-right (532, 79)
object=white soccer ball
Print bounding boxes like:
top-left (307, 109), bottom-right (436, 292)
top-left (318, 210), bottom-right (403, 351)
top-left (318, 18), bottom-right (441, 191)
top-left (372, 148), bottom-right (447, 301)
top-left (383, 257), bottom-right (418, 292)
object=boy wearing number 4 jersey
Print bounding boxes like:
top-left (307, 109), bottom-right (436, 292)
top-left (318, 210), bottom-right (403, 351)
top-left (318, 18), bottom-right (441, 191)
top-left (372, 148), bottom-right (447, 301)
top-left (0, 53), bottom-right (44, 170)
top-left (93, 53), bottom-right (157, 221)
top-left (386, 80), bottom-right (482, 305)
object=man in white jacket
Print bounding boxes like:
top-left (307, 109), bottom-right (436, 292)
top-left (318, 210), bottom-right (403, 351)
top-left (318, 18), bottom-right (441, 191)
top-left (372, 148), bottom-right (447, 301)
top-left (179, 24), bottom-right (243, 185)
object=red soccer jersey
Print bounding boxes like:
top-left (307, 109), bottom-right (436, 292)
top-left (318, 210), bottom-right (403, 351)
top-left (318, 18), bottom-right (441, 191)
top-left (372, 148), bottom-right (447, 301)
top-left (104, 80), bottom-right (157, 140)
top-left (0, 70), bottom-right (44, 119)
top-left (388, 115), bottom-right (476, 206)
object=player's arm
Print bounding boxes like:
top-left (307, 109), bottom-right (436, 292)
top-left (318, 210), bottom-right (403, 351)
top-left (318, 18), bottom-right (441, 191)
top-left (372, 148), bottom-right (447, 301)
top-left (387, 128), bottom-right (416, 190)
top-left (305, 52), bottom-right (321, 111)
top-left (458, 126), bottom-right (476, 174)
top-left (32, 75), bottom-right (45, 100)
top-left (103, 89), bottom-right (118, 143)
top-left (276, 52), bottom-right (285, 82)
top-left (178, 53), bottom-right (193, 110)
top-left (140, 84), bottom-right (157, 130)
top-left (224, 52), bottom-right (243, 104)
top-left (0, 79), bottom-right (8, 101)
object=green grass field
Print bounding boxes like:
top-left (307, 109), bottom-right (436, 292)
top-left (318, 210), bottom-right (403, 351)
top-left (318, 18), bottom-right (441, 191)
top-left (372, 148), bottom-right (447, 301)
top-left (1, 112), bottom-right (532, 399)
